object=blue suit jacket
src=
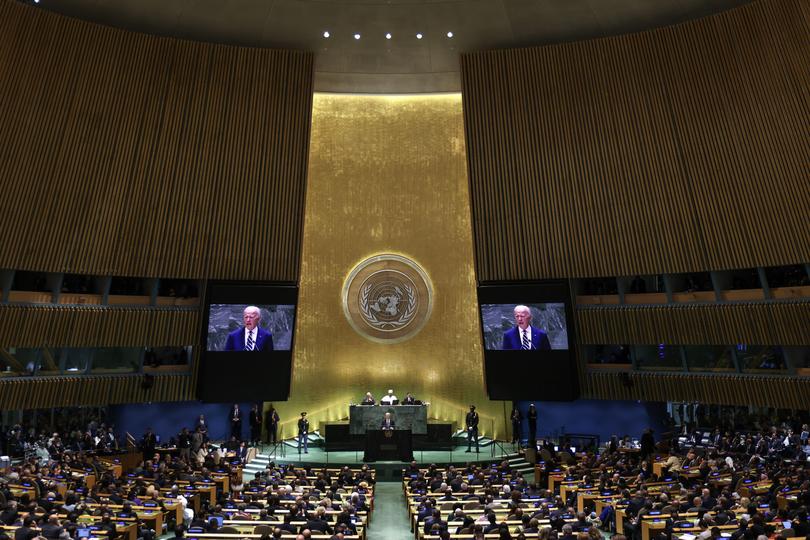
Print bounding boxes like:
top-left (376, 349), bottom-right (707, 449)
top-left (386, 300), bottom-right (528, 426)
top-left (224, 327), bottom-right (274, 351)
top-left (502, 326), bottom-right (551, 350)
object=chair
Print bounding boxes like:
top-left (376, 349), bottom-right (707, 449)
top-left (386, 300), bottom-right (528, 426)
top-left (253, 525), bottom-right (273, 535)
top-left (217, 527), bottom-right (239, 535)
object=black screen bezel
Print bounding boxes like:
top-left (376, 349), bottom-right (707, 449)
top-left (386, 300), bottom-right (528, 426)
top-left (477, 280), bottom-right (578, 401)
top-left (197, 280), bottom-right (298, 403)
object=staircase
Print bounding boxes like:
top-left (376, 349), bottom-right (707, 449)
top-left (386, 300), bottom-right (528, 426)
top-left (504, 452), bottom-right (534, 476)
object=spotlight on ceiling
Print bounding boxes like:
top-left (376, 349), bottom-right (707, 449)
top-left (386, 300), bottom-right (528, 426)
top-left (447, 31), bottom-right (454, 38)
top-left (323, 31), bottom-right (330, 38)
top-left (354, 33), bottom-right (361, 40)
top-left (385, 33), bottom-right (392, 40)
top-left (416, 33), bottom-right (423, 39)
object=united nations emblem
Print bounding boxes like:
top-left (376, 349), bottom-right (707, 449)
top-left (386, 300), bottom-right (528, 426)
top-left (342, 254), bottom-right (433, 343)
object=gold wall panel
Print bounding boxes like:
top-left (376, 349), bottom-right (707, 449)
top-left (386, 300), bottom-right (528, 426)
top-left (274, 94), bottom-right (508, 439)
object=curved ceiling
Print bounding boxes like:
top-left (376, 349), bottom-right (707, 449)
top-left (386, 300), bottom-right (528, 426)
top-left (32, 0), bottom-right (752, 93)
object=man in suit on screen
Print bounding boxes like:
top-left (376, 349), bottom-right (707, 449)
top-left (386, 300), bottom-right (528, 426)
top-left (224, 306), bottom-right (274, 351)
top-left (502, 304), bottom-right (551, 350)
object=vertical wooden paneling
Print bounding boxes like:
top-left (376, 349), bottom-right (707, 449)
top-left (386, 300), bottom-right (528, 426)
top-left (0, 374), bottom-right (193, 410)
top-left (0, 0), bottom-right (313, 280)
top-left (0, 305), bottom-right (199, 347)
top-left (461, 0), bottom-right (809, 280)
top-left (576, 301), bottom-right (810, 345)
top-left (584, 371), bottom-right (810, 409)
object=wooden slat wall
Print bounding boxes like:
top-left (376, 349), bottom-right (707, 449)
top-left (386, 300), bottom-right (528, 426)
top-left (582, 371), bottom-right (810, 410)
top-left (461, 0), bottom-right (810, 281)
top-left (0, 305), bottom-right (199, 348)
top-left (0, 0), bottom-right (313, 280)
top-left (577, 301), bottom-right (810, 345)
top-left (0, 374), bottom-right (194, 410)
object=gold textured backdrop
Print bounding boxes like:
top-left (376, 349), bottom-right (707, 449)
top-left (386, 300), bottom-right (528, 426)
top-left (272, 94), bottom-right (508, 440)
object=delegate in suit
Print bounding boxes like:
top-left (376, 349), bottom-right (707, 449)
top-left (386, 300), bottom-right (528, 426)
top-left (502, 304), bottom-right (551, 350)
top-left (224, 305), bottom-right (274, 351)
top-left (380, 412), bottom-right (396, 430)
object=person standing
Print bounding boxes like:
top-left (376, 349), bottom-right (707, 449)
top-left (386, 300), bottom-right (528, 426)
top-left (527, 403), bottom-right (538, 450)
top-left (502, 305), bottom-right (551, 350)
top-left (510, 405), bottom-right (523, 446)
top-left (224, 306), bottom-right (274, 351)
top-left (249, 404), bottom-right (263, 447)
top-left (265, 406), bottom-right (280, 445)
top-left (465, 405), bottom-right (479, 453)
top-left (230, 404), bottom-right (242, 440)
top-left (177, 427), bottom-right (191, 462)
top-left (298, 412), bottom-right (309, 454)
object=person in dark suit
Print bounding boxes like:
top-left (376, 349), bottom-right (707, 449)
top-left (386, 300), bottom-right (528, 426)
top-left (249, 404), bottom-right (262, 446)
top-left (465, 405), bottom-right (479, 453)
top-left (402, 392), bottom-right (416, 404)
top-left (298, 412), bottom-right (309, 454)
top-left (510, 405), bottom-right (522, 446)
top-left (527, 403), bottom-right (538, 448)
top-left (224, 306), bottom-right (274, 351)
top-left (141, 427), bottom-right (157, 456)
top-left (265, 405), bottom-right (280, 444)
top-left (381, 412), bottom-right (395, 430)
top-left (502, 305), bottom-right (551, 350)
top-left (230, 404), bottom-right (242, 440)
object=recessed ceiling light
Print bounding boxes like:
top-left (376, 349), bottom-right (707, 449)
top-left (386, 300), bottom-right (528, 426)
top-left (385, 33), bottom-right (392, 40)
top-left (323, 31), bottom-right (330, 38)
top-left (416, 33), bottom-right (423, 39)
top-left (447, 31), bottom-right (454, 38)
top-left (354, 33), bottom-right (361, 40)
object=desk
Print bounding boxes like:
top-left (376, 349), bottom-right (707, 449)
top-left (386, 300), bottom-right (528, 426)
top-left (363, 429), bottom-right (413, 462)
top-left (350, 405), bottom-right (427, 435)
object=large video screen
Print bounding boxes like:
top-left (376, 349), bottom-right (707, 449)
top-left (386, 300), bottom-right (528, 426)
top-left (478, 281), bottom-right (578, 401)
top-left (197, 282), bottom-right (297, 403)
top-left (206, 304), bottom-right (295, 351)
top-left (480, 303), bottom-right (569, 350)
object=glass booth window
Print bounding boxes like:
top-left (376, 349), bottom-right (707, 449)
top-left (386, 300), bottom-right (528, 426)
top-left (635, 344), bottom-right (682, 370)
top-left (736, 345), bottom-right (787, 372)
top-left (684, 345), bottom-right (735, 371)
top-left (91, 348), bottom-right (141, 373)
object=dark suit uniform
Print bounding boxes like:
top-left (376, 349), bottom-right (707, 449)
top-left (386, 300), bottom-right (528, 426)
top-left (265, 409), bottom-right (280, 444)
top-left (466, 410), bottom-right (479, 452)
top-left (249, 409), bottom-right (262, 444)
top-left (502, 325), bottom-right (551, 350)
top-left (527, 406), bottom-right (538, 447)
top-left (381, 417), bottom-right (395, 430)
top-left (304, 518), bottom-right (332, 534)
top-left (511, 408), bottom-right (522, 444)
top-left (14, 526), bottom-right (32, 540)
top-left (224, 326), bottom-right (274, 351)
top-left (230, 407), bottom-right (242, 439)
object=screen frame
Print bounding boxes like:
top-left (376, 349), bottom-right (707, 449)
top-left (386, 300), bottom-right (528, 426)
top-left (477, 280), bottom-right (578, 401)
top-left (197, 280), bottom-right (298, 403)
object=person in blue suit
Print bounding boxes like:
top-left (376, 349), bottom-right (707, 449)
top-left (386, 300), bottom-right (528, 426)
top-left (502, 305), bottom-right (551, 350)
top-left (224, 306), bottom-right (274, 351)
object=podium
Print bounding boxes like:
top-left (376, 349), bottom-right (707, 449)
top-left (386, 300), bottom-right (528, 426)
top-left (363, 429), bottom-right (413, 462)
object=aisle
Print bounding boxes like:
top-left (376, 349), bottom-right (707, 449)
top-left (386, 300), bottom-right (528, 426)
top-left (368, 481), bottom-right (413, 540)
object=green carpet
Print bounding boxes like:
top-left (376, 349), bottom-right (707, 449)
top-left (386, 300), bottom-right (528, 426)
top-left (367, 482), bottom-right (413, 540)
